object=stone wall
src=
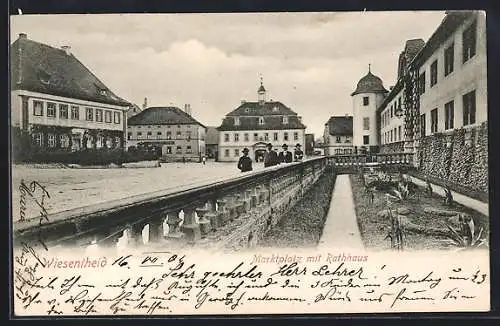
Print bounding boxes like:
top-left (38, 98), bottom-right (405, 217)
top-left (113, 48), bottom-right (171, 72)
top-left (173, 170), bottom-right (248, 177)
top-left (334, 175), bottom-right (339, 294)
top-left (417, 122), bottom-right (488, 194)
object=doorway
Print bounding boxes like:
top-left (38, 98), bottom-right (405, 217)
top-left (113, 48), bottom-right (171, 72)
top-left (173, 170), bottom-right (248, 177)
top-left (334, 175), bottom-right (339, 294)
top-left (255, 149), bottom-right (266, 163)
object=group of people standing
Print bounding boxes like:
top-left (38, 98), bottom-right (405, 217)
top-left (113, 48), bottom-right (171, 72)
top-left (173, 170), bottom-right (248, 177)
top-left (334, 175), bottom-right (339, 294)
top-left (237, 143), bottom-right (304, 172)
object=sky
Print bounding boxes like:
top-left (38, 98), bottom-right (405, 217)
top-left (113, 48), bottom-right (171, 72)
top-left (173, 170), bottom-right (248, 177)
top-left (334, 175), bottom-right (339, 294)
top-left (10, 11), bottom-right (446, 137)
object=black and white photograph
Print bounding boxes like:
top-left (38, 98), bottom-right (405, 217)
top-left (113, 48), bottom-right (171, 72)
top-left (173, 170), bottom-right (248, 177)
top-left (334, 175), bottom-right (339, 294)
top-left (10, 10), bottom-right (490, 316)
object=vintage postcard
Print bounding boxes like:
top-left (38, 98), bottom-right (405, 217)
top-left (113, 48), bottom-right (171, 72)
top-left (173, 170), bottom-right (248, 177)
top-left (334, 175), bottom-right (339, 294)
top-left (10, 11), bottom-right (490, 316)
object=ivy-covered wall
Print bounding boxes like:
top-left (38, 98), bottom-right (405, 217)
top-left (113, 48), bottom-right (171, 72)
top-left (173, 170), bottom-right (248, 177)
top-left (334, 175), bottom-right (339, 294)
top-left (380, 141), bottom-right (404, 154)
top-left (417, 122), bottom-right (488, 194)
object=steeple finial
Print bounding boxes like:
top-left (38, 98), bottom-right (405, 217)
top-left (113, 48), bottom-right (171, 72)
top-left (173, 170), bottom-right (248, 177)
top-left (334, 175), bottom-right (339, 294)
top-left (368, 63), bottom-right (371, 73)
top-left (260, 73), bottom-right (263, 86)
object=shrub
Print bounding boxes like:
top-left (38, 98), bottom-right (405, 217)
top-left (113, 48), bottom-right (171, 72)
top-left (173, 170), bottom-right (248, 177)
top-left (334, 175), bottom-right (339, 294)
top-left (442, 214), bottom-right (488, 249)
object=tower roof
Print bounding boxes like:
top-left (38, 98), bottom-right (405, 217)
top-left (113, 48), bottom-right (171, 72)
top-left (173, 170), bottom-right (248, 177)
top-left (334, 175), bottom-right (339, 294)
top-left (258, 84), bottom-right (266, 92)
top-left (351, 68), bottom-right (388, 96)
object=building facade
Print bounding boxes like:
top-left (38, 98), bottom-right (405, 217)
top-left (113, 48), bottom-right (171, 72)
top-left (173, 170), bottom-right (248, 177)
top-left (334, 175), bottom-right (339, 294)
top-left (10, 33), bottom-right (130, 154)
top-left (217, 81), bottom-right (306, 162)
top-left (126, 106), bottom-right (206, 162)
top-left (323, 116), bottom-right (354, 156)
top-left (350, 67), bottom-right (389, 154)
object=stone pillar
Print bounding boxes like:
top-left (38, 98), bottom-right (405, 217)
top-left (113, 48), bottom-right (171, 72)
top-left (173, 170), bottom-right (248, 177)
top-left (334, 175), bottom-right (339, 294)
top-left (148, 218), bottom-right (163, 243)
top-left (128, 223), bottom-right (144, 246)
top-left (196, 206), bottom-right (211, 238)
top-left (180, 207), bottom-right (201, 244)
top-left (166, 210), bottom-right (184, 239)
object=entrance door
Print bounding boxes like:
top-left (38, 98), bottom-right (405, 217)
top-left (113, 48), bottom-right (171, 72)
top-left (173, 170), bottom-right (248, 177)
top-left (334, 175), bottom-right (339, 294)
top-left (255, 149), bottom-right (266, 163)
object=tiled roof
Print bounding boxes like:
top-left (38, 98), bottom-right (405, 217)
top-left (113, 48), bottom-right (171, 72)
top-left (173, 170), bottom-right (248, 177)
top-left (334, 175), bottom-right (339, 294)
top-left (325, 116), bottom-right (353, 136)
top-left (127, 104), bottom-right (143, 119)
top-left (128, 107), bottom-right (205, 127)
top-left (404, 39), bottom-right (426, 62)
top-left (11, 35), bottom-right (130, 107)
top-left (205, 126), bottom-right (219, 145)
top-left (227, 101), bottom-right (298, 116)
top-left (351, 71), bottom-right (388, 96)
top-left (218, 101), bottom-right (306, 131)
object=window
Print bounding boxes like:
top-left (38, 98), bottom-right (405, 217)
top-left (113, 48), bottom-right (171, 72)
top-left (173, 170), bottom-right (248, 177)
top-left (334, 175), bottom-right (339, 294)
top-left (363, 135), bottom-right (369, 145)
top-left (273, 133), bottom-right (278, 141)
top-left (264, 133), bottom-right (269, 141)
top-left (96, 135), bottom-right (103, 148)
top-left (463, 20), bottom-right (477, 63)
top-left (186, 131), bottom-right (192, 141)
top-left (157, 131), bottom-right (162, 139)
top-left (345, 137), bottom-right (351, 143)
top-left (166, 131), bottom-right (172, 139)
top-left (445, 43), bottom-right (455, 76)
top-left (59, 104), bottom-right (68, 119)
top-left (137, 132), bottom-right (143, 137)
top-left (224, 149), bottom-right (229, 157)
top-left (71, 106), bottom-right (79, 120)
top-left (105, 110), bottom-right (112, 123)
top-left (127, 132), bottom-right (132, 140)
top-left (431, 108), bottom-right (438, 133)
top-left (95, 109), bottom-right (103, 122)
top-left (259, 117), bottom-right (264, 125)
top-left (336, 136), bottom-right (341, 143)
top-left (430, 60), bottom-right (438, 87)
top-left (463, 90), bottom-right (476, 126)
top-left (294, 132), bottom-right (298, 140)
top-left (234, 149), bottom-right (239, 157)
top-left (176, 146), bottom-right (182, 153)
top-left (234, 133), bottom-right (239, 142)
top-left (420, 114), bottom-right (426, 137)
top-left (186, 146), bottom-right (192, 153)
top-left (47, 133), bottom-right (56, 148)
top-left (283, 116), bottom-right (288, 124)
top-left (60, 134), bottom-right (69, 148)
top-left (47, 102), bottom-right (56, 117)
top-left (244, 133), bottom-right (249, 142)
top-left (284, 132), bottom-right (289, 141)
top-left (147, 131), bottom-right (152, 139)
top-left (398, 97), bottom-right (402, 109)
top-left (445, 101), bottom-right (455, 130)
top-left (391, 105), bottom-right (393, 118)
top-left (114, 112), bottom-right (121, 124)
top-left (34, 133), bottom-right (43, 146)
top-left (363, 117), bottom-right (370, 130)
top-left (254, 133), bottom-right (258, 141)
top-left (176, 131), bottom-right (182, 138)
top-left (390, 130), bottom-right (393, 142)
top-left (166, 146), bottom-right (172, 154)
top-left (234, 117), bottom-right (240, 126)
top-left (419, 72), bottom-right (426, 95)
top-left (224, 133), bottom-right (229, 142)
top-left (33, 101), bottom-right (44, 116)
top-left (363, 96), bottom-right (369, 106)
top-left (86, 108), bottom-right (93, 121)
top-left (398, 126), bottom-right (402, 141)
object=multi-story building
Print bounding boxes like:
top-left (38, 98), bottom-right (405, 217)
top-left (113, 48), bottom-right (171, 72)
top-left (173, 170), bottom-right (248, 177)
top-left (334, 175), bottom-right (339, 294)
top-left (217, 81), bottom-right (306, 162)
top-left (126, 106), bottom-right (206, 162)
top-left (10, 33), bottom-right (131, 152)
top-left (205, 126), bottom-right (219, 159)
top-left (350, 67), bottom-right (389, 154)
top-left (378, 39), bottom-right (426, 153)
top-left (323, 116), bottom-right (354, 156)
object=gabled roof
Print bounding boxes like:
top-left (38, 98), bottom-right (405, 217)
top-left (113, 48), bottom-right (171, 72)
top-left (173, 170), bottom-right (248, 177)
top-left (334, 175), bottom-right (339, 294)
top-left (205, 126), bottom-right (219, 145)
top-left (404, 39), bottom-right (426, 62)
top-left (11, 35), bottom-right (130, 107)
top-left (128, 106), bottom-right (205, 127)
top-left (227, 101), bottom-right (298, 116)
top-left (325, 116), bottom-right (353, 136)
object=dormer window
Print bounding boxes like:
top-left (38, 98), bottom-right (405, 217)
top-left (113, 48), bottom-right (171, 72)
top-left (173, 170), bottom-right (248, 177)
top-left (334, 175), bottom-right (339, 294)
top-left (234, 117), bottom-right (240, 126)
top-left (283, 115), bottom-right (289, 124)
top-left (244, 108), bottom-right (250, 113)
top-left (272, 106), bottom-right (279, 112)
top-left (37, 70), bottom-right (51, 85)
top-left (259, 117), bottom-right (264, 125)
top-left (100, 89), bottom-right (107, 96)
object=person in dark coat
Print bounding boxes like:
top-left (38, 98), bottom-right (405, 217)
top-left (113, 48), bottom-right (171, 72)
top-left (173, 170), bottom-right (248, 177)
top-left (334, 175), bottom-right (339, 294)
top-left (237, 148), bottom-right (253, 172)
top-left (278, 144), bottom-right (293, 163)
top-left (264, 143), bottom-right (279, 167)
top-left (294, 143), bottom-right (304, 162)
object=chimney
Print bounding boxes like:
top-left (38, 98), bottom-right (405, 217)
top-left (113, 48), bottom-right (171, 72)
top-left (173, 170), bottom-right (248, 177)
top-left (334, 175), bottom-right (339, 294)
top-left (19, 33), bottom-right (27, 39)
top-left (61, 45), bottom-right (71, 55)
top-left (184, 104), bottom-right (192, 116)
top-left (143, 97), bottom-right (148, 110)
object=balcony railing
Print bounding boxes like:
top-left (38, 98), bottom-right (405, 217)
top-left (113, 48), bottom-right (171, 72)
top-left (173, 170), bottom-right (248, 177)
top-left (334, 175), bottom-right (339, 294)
top-left (330, 152), bottom-right (414, 166)
top-left (13, 157), bottom-right (330, 252)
